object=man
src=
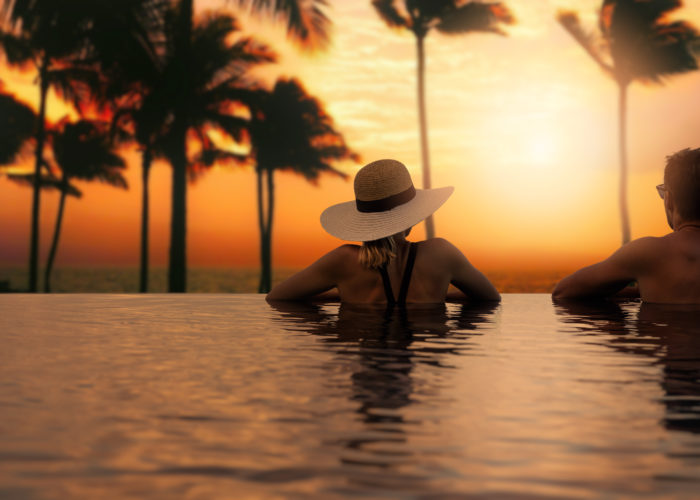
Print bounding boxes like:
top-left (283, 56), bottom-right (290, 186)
top-left (553, 148), bottom-right (700, 303)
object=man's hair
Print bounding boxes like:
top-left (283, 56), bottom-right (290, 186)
top-left (359, 236), bottom-right (396, 269)
top-left (665, 148), bottom-right (700, 221)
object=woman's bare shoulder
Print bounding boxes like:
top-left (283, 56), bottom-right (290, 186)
top-left (328, 244), bottom-right (360, 258)
top-left (316, 244), bottom-right (361, 269)
top-left (417, 238), bottom-right (462, 256)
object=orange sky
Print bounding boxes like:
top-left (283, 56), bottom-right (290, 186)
top-left (2, 0), bottom-right (700, 271)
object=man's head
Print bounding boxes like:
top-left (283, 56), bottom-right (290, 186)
top-left (663, 148), bottom-right (700, 227)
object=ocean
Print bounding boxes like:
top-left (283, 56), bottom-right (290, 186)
top-left (0, 267), bottom-right (570, 293)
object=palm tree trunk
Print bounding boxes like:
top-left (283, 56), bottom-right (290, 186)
top-left (618, 82), bottom-right (631, 245)
top-left (263, 167), bottom-right (275, 293)
top-left (44, 181), bottom-right (68, 293)
top-left (256, 166), bottom-right (269, 293)
top-left (139, 146), bottom-right (152, 293)
top-left (168, 127), bottom-right (187, 292)
top-left (167, 0), bottom-right (193, 293)
top-left (416, 34), bottom-right (435, 239)
top-left (29, 57), bottom-right (49, 293)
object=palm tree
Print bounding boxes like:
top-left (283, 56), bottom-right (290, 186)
top-left (0, 0), bottom-right (164, 292)
top-left (157, 2), bottom-right (274, 292)
top-left (248, 78), bottom-right (359, 293)
top-left (0, 90), bottom-right (36, 166)
top-left (98, 2), bottom-right (169, 293)
top-left (231, 0), bottom-right (331, 51)
top-left (42, 120), bottom-right (127, 292)
top-left (372, 0), bottom-right (514, 239)
top-left (558, 0), bottom-right (698, 244)
top-left (7, 170), bottom-right (83, 291)
top-left (110, 105), bottom-right (166, 293)
top-left (0, 0), bottom-right (94, 291)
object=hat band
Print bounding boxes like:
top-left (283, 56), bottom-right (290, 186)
top-left (356, 185), bottom-right (416, 213)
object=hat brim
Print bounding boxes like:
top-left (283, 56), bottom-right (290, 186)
top-left (320, 186), bottom-right (454, 242)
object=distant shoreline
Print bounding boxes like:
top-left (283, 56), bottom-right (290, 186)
top-left (0, 267), bottom-right (570, 293)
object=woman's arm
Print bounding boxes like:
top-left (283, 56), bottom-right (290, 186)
top-left (266, 246), bottom-right (346, 301)
top-left (439, 239), bottom-right (500, 302)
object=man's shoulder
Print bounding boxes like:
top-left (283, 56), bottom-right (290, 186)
top-left (629, 234), bottom-right (673, 251)
top-left (613, 235), bottom-right (668, 267)
top-left (627, 235), bottom-right (667, 249)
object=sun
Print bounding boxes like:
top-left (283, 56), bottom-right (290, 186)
top-left (526, 134), bottom-right (557, 167)
top-left (469, 118), bottom-right (593, 218)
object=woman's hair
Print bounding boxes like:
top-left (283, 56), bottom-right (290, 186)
top-left (359, 236), bottom-right (397, 269)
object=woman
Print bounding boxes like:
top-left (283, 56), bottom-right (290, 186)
top-left (266, 159), bottom-right (500, 304)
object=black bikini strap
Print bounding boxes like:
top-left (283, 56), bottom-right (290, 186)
top-left (378, 265), bottom-right (396, 306)
top-left (398, 242), bottom-right (417, 305)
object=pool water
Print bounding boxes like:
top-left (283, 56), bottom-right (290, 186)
top-left (1, 294), bottom-right (699, 499)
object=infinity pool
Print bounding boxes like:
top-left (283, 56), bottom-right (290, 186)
top-left (1, 294), bottom-right (699, 499)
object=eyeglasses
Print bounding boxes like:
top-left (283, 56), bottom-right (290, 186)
top-left (656, 184), bottom-right (666, 199)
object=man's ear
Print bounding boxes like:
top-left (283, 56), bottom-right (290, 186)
top-left (665, 190), bottom-right (675, 212)
top-left (664, 190), bottom-right (676, 230)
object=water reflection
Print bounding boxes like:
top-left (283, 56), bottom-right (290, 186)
top-left (268, 302), bottom-right (498, 490)
top-left (555, 300), bottom-right (700, 434)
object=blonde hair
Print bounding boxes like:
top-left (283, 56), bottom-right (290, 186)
top-left (359, 236), bottom-right (397, 269)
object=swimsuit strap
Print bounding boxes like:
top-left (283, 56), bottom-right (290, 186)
top-left (397, 242), bottom-right (417, 306)
top-left (378, 242), bottom-right (418, 307)
top-left (378, 265), bottom-right (396, 306)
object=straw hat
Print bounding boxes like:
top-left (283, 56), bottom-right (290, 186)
top-left (320, 159), bottom-right (453, 242)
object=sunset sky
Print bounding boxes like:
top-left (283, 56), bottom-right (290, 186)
top-left (2, 0), bottom-right (700, 272)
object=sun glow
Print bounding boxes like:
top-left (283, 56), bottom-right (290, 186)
top-left (469, 113), bottom-right (591, 217)
top-left (526, 133), bottom-right (557, 166)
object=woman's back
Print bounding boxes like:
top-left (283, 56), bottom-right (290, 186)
top-left (280, 237), bottom-right (499, 305)
top-left (335, 241), bottom-right (449, 304)
top-left (265, 159), bottom-right (499, 304)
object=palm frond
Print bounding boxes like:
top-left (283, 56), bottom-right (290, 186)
top-left (0, 92), bottom-right (36, 165)
top-left (602, 0), bottom-right (698, 84)
top-left (189, 148), bottom-right (249, 182)
top-left (196, 111), bottom-right (249, 143)
top-left (372, 0), bottom-right (409, 29)
top-left (231, 0), bottom-right (331, 51)
top-left (50, 119), bottom-right (127, 189)
top-left (0, 31), bottom-right (36, 67)
top-left (46, 66), bottom-right (100, 114)
top-left (249, 77), bottom-right (359, 180)
top-left (93, 165), bottom-right (128, 189)
top-left (557, 10), bottom-right (614, 76)
top-left (227, 37), bottom-right (277, 66)
top-left (641, 0), bottom-right (684, 23)
top-left (691, 36), bottom-right (700, 57)
top-left (435, 2), bottom-right (514, 36)
top-left (630, 19), bottom-right (698, 83)
top-left (7, 172), bottom-right (83, 197)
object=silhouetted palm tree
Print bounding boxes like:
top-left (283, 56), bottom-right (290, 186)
top-left (0, 0), bottom-right (164, 291)
top-left (0, 90), bottom-right (35, 166)
top-left (558, 0), bottom-right (698, 244)
top-left (98, 2), bottom-right (169, 293)
top-left (231, 0), bottom-right (331, 50)
top-left (7, 170), bottom-right (83, 291)
top-left (248, 78), bottom-right (359, 293)
top-left (42, 120), bottom-right (127, 292)
top-left (158, 1), bottom-right (274, 292)
top-left (108, 106), bottom-right (164, 293)
top-left (0, 0), bottom-right (94, 291)
top-left (372, 0), bottom-right (513, 239)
